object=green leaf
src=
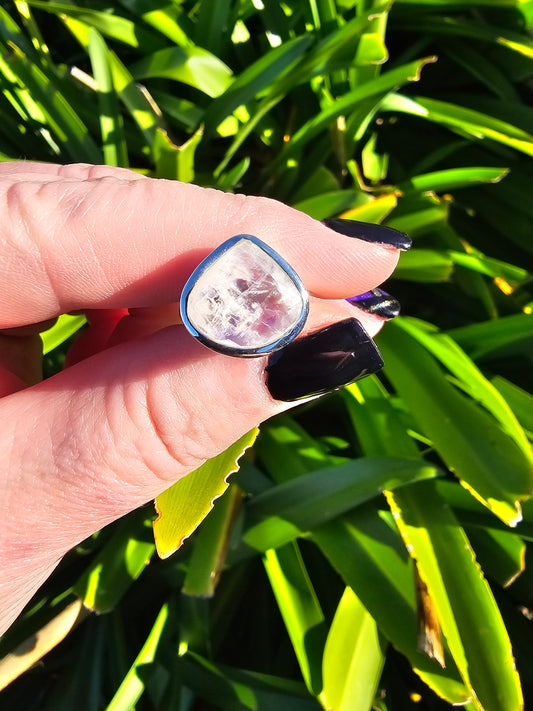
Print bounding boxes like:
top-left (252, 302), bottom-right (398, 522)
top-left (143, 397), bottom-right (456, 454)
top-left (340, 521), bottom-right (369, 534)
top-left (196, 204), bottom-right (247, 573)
top-left (444, 42), bottom-right (519, 101)
top-left (392, 14), bottom-right (533, 59)
top-left (386, 193), bottom-right (449, 236)
top-left (292, 190), bottom-right (364, 220)
top-left (322, 587), bottom-right (385, 711)
top-left (465, 526), bottom-right (525, 588)
top-left (28, 1), bottom-right (163, 50)
top-left (131, 46), bottom-right (233, 98)
top-left (400, 167), bottom-right (509, 193)
top-left (278, 57), bottom-right (436, 163)
top-left (394, 249), bottom-right (454, 282)
top-left (105, 603), bottom-right (169, 711)
top-left (378, 321), bottom-right (533, 525)
top-left (152, 125), bottom-right (203, 182)
top-left (0, 40), bottom-right (101, 162)
top-left (74, 514), bottom-right (155, 613)
top-left (338, 193), bottom-right (398, 223)
top-left (263, 544), bottom-right (326, 696)
top-left (244, 457), bottom-right (439, 552)
top-left (117, 0), bottom-right (192, 47)
top-left (382, 94), bottom-right (533, 157)
top-left (88, 28), bottom-right (128, 168)
top-left (448, 250), bottom-right (529, 283)
top-left (181, 653), bottom-right (318, 711)
top-left (397, 317), bottom-right (533, 466)
top-left (491, 376), bottom-right (533, 436)
top-left (63, 16), bottom-right (162, 144)
top-left (182, 485), bottom-right (241, 597)
top-left (203, 34), bottom-right (313, 138)
top-left (216, 156), bottom-right (251, 191)
top-left (313, 508), bottom-right (470, 705)
top-left (387, 480), bottom-right (523, 711)
top-left (153, 428), bottom-right (259, 559)
top-left (342, 378), bottom-right (419, 458)
top-left (449, 312), bottom-right (533, 360)
top-left (41, 314), bottom-right (86, 354)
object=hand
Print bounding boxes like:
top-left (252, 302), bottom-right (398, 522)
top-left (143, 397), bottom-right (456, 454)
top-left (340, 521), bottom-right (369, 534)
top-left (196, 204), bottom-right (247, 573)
top-left (0, 162), bottom-right (403, 635)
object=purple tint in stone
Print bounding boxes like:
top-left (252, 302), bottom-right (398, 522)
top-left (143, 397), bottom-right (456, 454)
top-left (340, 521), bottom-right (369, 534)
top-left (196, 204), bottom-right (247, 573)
top-left (185, 237), bottom-right (306, 350)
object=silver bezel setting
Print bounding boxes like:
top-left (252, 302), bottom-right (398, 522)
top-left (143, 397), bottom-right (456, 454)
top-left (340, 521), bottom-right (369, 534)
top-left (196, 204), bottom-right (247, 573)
top-left (180, 234), bottom-right (309, 357)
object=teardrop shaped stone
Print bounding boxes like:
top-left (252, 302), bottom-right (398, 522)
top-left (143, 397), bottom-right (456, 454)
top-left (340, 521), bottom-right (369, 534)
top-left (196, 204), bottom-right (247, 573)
top-left (185, 237), bottom-right (305, 352)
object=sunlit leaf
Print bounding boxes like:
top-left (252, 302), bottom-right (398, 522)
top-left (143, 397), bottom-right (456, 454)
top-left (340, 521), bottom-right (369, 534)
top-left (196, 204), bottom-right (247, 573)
top-left (322, 587), bottom-right (385, 711)
top-left (387, 480), bottom-right (524, 711)
top-left (153, 429), bottom-right (259, 559)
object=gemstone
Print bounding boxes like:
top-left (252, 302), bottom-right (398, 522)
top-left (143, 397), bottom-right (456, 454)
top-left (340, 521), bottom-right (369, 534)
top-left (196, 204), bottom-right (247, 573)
top-left (181, 235), bottom-right (308, 356)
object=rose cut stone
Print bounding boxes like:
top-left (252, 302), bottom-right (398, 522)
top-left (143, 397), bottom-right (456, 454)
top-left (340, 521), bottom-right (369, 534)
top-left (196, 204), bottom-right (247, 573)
top-left (185, 237), bottom-right (306, 352)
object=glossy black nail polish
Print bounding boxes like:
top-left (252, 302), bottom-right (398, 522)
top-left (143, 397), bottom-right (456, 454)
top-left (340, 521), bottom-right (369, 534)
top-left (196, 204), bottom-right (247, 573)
top-left (347, 288), bottom-right (400, 320)
top-left (324, 217), bottom-right (411, 251)
top-left (265, 318), bottom-right (383, 402)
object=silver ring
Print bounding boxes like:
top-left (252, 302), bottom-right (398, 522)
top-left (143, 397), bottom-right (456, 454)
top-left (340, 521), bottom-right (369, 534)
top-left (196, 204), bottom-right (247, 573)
top-left (180, 234), bottom-right (309, 357)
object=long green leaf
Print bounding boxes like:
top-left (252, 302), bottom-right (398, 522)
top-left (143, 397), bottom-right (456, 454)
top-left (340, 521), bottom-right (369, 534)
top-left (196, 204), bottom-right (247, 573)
top-left (396, 317), bottom-right (532, 465)
top-left (383, 94), bottom-right (533, 156)
top-left (322, 587), bottom-right (385, 711)
top-left (449, 312), bottom-right (533, 360)
top-left (0, 41), bottom-right (101, 162)
top-left (105, 603), bottom-right (169, 711)
top-left (313, 508), bottom-right (470, 705)
top-left (181, 653), bottom-right (318, 711)
top-left (88, 28), bottom-right (128, 167)
top-left (264, 544), bottom-right (326, 696)
top-left (278, 57), bottom-right (435, 164)
top-left (131, 46), bottom-right (233, 98)
top-left (387, 480), bottom-right (523, 711)
top-left (400, 166), bottom-right (509, 192)
top-left (28, 1), bottom-right (164, 50)
top-left (244, 457), bottom-right (439, 552)
top-left (203, 34), bottom-right (313, 138)
top-left (378, 321), bottom-right (533, 525)
top-left (74, 515), bottom-right (154, 613)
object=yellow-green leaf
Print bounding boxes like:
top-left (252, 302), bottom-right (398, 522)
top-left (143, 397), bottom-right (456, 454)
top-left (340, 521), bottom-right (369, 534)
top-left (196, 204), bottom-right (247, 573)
top-left (153, 428), bottom-right (259, 559)
top-left (322, 587), bottom-right (385, 711)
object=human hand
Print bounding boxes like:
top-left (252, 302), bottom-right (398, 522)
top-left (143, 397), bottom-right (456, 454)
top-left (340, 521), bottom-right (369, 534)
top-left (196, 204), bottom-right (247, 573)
top-left (0, 162), bottom-right (406, 634)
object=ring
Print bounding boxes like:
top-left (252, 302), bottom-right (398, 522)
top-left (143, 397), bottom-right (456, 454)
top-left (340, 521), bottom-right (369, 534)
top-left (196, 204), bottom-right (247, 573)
top-left (180, 234), bottom-right (309, 357)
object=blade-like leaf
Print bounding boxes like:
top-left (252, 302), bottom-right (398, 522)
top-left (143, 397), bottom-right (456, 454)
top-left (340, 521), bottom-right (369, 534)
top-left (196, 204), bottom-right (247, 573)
top-left (387, 480), bottom-right (523, 711)
top-left (243, 457), bottom-right (438, 552)
top-left (74, 514), bottom-right (155, 613)
top-left (183, 485), bottom-right (242, 597)
top-left (153, 428), bottom-right (259, 558)
top-left (378, 321), bottom-right (533, 525)
top-left (313, 509), bottom-right (470, 705)
top-left (131, 46), bottom-right (233, 98)
top-left (88, 28), bottom-right (128, 167)
top-left (264, 544), bottom-right (326, 696)
top-left (382, 94), bottom-right (533, 157)
top-left (322, 587), bottom-right (385, 711)
top-left (105, 603), bottom-right (169, 711)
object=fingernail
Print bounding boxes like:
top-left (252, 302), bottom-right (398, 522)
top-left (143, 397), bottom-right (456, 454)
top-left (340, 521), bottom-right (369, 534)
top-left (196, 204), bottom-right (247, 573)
top-left (347, 288), bottom-right (400, 321)
top-left (265, 318), bottom-right (383, 402)
top-left (324, 218), bottom-right (411, 251)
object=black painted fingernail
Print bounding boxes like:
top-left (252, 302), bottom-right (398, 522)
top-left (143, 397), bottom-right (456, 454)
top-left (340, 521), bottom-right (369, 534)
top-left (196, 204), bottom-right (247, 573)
top-left (347, 288), bottom-right (400, 321)
top-left (265, 318), bottom-right (383, 402)
top-left (324, 218), bottom-right (411, 251)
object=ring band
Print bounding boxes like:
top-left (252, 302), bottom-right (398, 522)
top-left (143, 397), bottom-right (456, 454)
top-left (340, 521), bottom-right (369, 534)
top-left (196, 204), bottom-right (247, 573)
top-left (180, 234), bottom-right (309, 357)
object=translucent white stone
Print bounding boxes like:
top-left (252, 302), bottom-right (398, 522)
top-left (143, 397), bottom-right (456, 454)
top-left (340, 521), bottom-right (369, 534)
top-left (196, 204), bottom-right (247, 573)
top-left (186, 238), bottom-right (305, 351)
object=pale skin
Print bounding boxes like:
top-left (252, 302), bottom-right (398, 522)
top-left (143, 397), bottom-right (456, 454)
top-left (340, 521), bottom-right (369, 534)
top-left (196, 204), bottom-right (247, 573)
top-left (0, 162), bottom-right (400, 636)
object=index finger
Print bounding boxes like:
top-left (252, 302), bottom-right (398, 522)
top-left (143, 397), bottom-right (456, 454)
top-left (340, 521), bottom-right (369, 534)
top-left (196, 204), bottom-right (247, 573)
top-left (0, 162), bottom-right (404, 328)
